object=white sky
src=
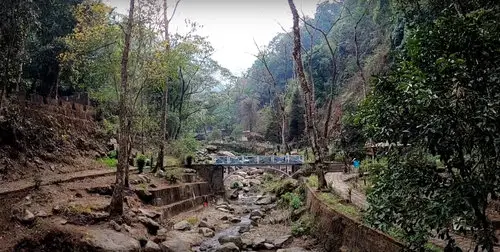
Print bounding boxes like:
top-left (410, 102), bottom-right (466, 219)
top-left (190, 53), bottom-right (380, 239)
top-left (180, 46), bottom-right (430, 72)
top-left (106, 0), bottom-right (319, 76)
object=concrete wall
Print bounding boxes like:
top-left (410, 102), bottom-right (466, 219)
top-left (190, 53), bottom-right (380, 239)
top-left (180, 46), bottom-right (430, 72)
top-left (306, 186), bottom-right (405, 252)
top-left (193, 165), bottom-right (224, 195)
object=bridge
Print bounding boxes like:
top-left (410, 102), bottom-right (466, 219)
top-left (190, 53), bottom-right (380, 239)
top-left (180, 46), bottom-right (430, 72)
top-left (213, 155), bottom-right (304, 166)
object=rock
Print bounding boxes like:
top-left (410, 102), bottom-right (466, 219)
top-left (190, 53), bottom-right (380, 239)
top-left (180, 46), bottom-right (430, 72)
top-left (242, 187), bottom-right (250, 193)
top-left (217, 151), bottom-right (236, 157)
top-left (264, 243), bottom-right (275, 249)
top-left (16, 209), bottom-right (35, 224)
top-left (255, 196), bottom-right (275, 205)
top-left (243, 209), bottom-right (250, 214)
top-left (250, 220), bottom-right (258, 227)
top-left (138, 174), bottom-right (151, 183)
top-left (143, 240), bottom-right (161, 252)
top-left (249, 216), bottom-right (261, 222)
top-left (139, 208), bottom-right (161, 219)
top-left (52, 205), bottom-right (61, 214)
top-left (273, 235), bottom-right (293, 248)
top-left (217, 207), bottom-right (232, 213)
top-left (160, 231), bottom-right (203, 252)
top-left (123, 224), bottom-right (134, 233)
top-left (86, 229), bottom-right (140, 252)
top-left (220, 216), bottom-right (229, 221)
top-left (216, 242), bottom-right (240, 252)
top-left (198, 220), bottom-right (214, 230)
top-left (35, 210), bottom-right (50, 218)
top-left (198, 227), bottom-right (215, 237)
top-left (250, 210), bottom-right (263, 218)
top-left (173, 220), bottom-right (192, 231)
top-left (135, 189), bottom-right (153, 202)
top-left (229, 190), bottom-right (239, 200)
top-left (230, 217), bottom-right (241, 223)
top-left (59, 219), bottom-right (68, 225)
top-left (252, 237), bottom-right (266, 249)
top-left (218, 235), bottom-right (243, 248)
top-left (237, 224), bottom-right (250, 233)
top-left (109, 220), bottom-right (122, 232)
top-left (75, 192), bottom-right (83, 198)
top-left (138, 216), bottom-right (161, 235)
top-left (206, 145), bottom-right (218, 152)
top-left (276, 248), bottom-right (307, 252)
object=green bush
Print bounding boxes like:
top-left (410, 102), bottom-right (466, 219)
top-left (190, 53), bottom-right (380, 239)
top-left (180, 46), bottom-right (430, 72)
top-left (280, 192), bottom-right (303, 210)
top-left (136, 154), bottom-right (146, 173)
top-left (98, 157), bottom-right (118, 168)
top-left (170, 136), bottom-right (200, 161)
top-left (306, 175), bottom-right (318, 188)
top-left (107, 150), bottom-right (118, 159)
top-left (291, 214), bottom-right (316, 236)
top-left (230, 181), bottom-right (241, 189)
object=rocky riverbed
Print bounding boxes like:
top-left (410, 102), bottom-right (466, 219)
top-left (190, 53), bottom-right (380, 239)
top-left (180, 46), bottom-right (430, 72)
top-left (165, 167), bottom-right (319, 252)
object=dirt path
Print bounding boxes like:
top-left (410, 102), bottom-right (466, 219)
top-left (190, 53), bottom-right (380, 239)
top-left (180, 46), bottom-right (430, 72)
top-left (325, 172), bottom-right (367, 209)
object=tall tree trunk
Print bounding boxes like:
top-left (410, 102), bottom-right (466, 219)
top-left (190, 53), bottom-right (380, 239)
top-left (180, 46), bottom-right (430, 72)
top-left (154, 0), bottom-right (173, 173)
top-left (109, 0), bottom-right (134, 217)
top-left (288, 0), bottom-right (327, 189)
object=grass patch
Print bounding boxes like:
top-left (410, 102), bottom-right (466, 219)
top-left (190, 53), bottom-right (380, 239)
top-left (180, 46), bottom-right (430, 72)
top-left (164, 167), bottom-right (183, 184)
top-left (424, 242), bottom-right (443, 252)
top-left (64, 204), bottom-right (95, 215)
top-left (318, 192), bottom-right (360, 219)
top-left (166, 156), bottom-right (182, 166)
top-left (306, 175), bottom-right (318, 189)
top-left (186, 216), bottom-right (199, 226)
top-left (97, 157), bottom-right (118, 168)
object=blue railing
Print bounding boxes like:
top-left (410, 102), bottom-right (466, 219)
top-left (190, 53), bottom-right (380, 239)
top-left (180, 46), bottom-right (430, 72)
top-left (214, 155), bottom-right (304, 166)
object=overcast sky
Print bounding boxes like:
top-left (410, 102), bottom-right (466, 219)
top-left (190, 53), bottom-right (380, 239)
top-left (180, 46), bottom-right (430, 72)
top-left (106, 0), bottom-right (319, 76)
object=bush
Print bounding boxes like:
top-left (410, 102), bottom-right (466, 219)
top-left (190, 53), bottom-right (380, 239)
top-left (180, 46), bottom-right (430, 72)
top-left (186, 216), bottom-right (199, 226)
top-left (170, 136), bottom-right (200, 161)
top-left (107, 150), bottom-right (118, 159)
top-left (306, 175), bottom-right (318, 188)
top-left (98, 157), bottom-right (118, 168)
top-left (136, 154), bottom-right (146, 173)
top-left (165, 168), bottom-right (183, 184)
top-left (280, 192), bottom-right (303, 210)
top-left (291, 214), bottom-right (316, 237)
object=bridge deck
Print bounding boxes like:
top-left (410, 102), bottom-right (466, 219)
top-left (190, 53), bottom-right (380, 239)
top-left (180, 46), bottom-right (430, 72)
top-left (208, 155), bottom-right (304, 166)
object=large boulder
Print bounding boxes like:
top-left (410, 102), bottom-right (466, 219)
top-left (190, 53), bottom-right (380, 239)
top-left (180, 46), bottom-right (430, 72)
top-left (198, 227), bottom-right (215, 237)
top-left (218, 235), bottom-right (243, 248)
top-left (160, 231), bottom-right (202, 252)
top-left (85, 229), bottom-right (140, 252)
top-left (138, 216), bottom-right (161, 235)
top-left (206, 145), bottom-right (218, 152)
top-left (144, 240), bottom-right (161, 252)
top-left (273, 235), bottom-right (293, 248)
top-left (216, 242), bottom-right (240, 252)
top-left (255, 196), bottom-right (276, 205)
top-left (173, 220), bottom-right (192, 231)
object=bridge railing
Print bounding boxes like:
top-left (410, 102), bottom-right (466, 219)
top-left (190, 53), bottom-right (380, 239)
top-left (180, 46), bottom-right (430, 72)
top-left (214, 155), bottom-right (304, 165)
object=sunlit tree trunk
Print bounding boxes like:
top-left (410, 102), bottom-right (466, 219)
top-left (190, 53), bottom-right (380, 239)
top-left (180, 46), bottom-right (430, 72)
top-left (288, 0), bottom-right (327, 189)
top-left (109, 0), bottom-right (134, 217)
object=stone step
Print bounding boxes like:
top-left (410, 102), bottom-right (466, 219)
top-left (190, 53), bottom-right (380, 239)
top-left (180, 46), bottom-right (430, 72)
top-left (160, 194), bottom-right (213, 219)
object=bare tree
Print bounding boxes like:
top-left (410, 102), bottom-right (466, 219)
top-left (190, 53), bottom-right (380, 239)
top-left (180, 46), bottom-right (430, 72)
top-left (154, 0), bottom-right (181, 173)
top-left (110, 0), bottom-right (135, 217)
top-left (288, 0), bottom-right (327, 189)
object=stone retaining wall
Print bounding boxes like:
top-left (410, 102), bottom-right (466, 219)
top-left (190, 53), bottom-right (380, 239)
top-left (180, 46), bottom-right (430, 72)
top-left (306, 186), bottom-right (405, 252)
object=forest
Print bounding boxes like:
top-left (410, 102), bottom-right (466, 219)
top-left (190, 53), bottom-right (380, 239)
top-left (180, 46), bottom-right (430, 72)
top-left (1, 0), bottom-right (500, 251)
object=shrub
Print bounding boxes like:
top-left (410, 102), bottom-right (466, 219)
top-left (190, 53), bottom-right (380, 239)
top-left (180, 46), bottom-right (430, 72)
top-left (291, 214), bottom-right (316, 236)
top-left (281, 192), bottom-right (303, 210)
top-left (230, 181), bottom-right (241, 189)
top-left (136, 154), bottom-right (146, 173)
top-left (165, 168), bottom-right (183, 184)
top-left (107, 150), bottom-right (118, 159)
top-left (306, 175), bottom-right (318, 188)
top-left (170, 136), bottom-right (200, 161)
top-left (98, 157), bottom-right (118, 168)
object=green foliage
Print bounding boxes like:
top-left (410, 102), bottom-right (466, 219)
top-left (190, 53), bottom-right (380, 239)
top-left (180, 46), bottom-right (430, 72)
top-left (169, 135), bottom-right (200, 161)
top-left (230, 181), bottom-right (241, 189)
top-left (306, 175), bottom-right (318, 189)
top-left (164, 168), bottom-right (183, 184)
top-left (107, 150), bottom-right (118, 159)
top-left (291, 213), bottom-right (316, 237)
top-left (209, 129), bottom-right (221, 141)
top-left (136, 154), bottom-right (146, 172)
top-left (98, 157), bottom-right (118, 168)
top-left (280, 192), bottom-right (303, 210)
top-left (359, 3), bottom-right (500, 250)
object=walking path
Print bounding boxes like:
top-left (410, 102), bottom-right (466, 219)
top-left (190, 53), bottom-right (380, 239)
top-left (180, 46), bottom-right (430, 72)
top-left (0, 167), bottom-right (136, 196)
top-left (325, 172), bottom-right (367, 209)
